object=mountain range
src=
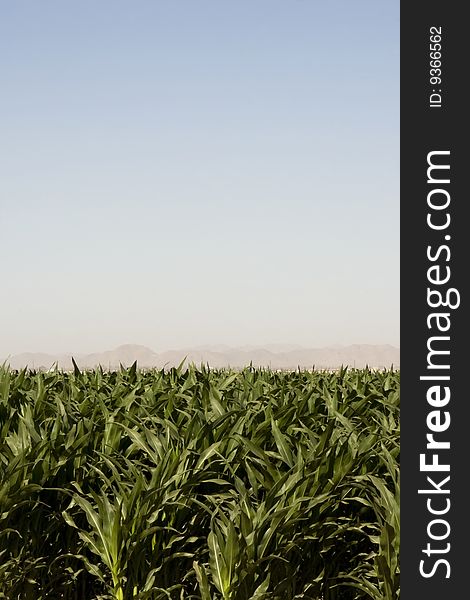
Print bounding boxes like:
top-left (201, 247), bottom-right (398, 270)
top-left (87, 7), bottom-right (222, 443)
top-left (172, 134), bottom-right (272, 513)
top-left (2, 343), bottom-right (400, 370)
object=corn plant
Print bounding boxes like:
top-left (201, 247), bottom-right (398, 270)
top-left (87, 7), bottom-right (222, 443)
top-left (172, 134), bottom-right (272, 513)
top-left (0, 364), bottom-right (399, 599)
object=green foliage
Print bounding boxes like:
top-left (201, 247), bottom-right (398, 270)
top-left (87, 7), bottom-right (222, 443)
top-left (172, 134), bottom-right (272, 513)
top-left (0, 364), bottom-right (399, 599)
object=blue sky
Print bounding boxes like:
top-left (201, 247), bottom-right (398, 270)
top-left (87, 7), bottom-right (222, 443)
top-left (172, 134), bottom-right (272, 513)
top-left (0, 1), bottom-right (399, 355)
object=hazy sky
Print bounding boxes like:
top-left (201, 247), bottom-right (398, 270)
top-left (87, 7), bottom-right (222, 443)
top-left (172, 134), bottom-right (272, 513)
top-left (0, 1), bottom-right (399, 356)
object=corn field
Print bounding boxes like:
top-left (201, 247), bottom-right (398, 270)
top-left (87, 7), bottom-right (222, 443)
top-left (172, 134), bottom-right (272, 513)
top-left (0, 363), bottom-right (399, 599)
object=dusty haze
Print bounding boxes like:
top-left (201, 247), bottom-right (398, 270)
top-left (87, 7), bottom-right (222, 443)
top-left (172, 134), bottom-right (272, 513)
top-left (3, 343), bottom-right (400, 371)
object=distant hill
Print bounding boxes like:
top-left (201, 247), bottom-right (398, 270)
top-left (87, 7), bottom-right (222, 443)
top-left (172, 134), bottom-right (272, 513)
top-left (3, 343), bottom-right (399, 370)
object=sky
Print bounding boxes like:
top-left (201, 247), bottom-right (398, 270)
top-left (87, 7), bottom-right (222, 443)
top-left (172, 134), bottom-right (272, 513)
top-left (0, 1), bottom-right (399, 356)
